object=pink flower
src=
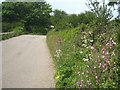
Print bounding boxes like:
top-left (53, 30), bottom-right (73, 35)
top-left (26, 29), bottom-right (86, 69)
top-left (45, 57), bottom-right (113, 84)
top-left (97, 56), bottom-right (100, 58)
top-left (77, 82), bottom-right (81, 86)
top-left (106, 40), bottom-right (108, 42)
top-left (102, 70), bottom-right (105, 72)
top-left (104, 63), bottom-right (109, 66)
top-left (102, 40), bottom-right (105, 42)
top-left (104, 58), bottom-right (108, 61)
top-left (86, 80), bottom-right (90, 83)
top-left (106, 43), bottom-right (109, 46)
top-left (112, 40), bottom-right (116, 45)
top-left (80, 85), bottom-right (82, 87)
top-left (88, 83), bottom-right (92, 85)
top-left (105, 52), bottom-right (109, 55)
top-left (113, 42), bottom-right (116, 45)
top-left (101, 55), bottom-right (105, 58)
top-left (94, 66), bottom-right (96, 69)
top-left (86, 75), bottom-right (89, 77)
top-left (110, 38), bottom-right (112, 40)
top-left (78, 72), bottom-right (81, 76)
top-left (81, 80), bottom-right (84, 82)
top-left (102, 48), bottom-right (105, 51)
top-left (100, 45), bottom-right (102, 47)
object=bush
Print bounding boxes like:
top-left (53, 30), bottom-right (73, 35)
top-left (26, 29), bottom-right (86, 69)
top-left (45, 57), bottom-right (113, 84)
top-left (30, 25), bottom-right (48, 35)
top-left (2, 22), bottom-right (24, 32)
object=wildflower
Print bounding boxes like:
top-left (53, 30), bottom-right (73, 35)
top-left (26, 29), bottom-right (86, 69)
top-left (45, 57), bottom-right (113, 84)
top-left (102, 70), bottom-right (105, 72)
top-left (82, 72), bottom-right (84, 75)
top-left (91, 46), bottom-right (94, 49)
top-left (102, 48), bottom-right (105, 51)
top-left (104, 58), bottom-right (108, 61)
top-left (102, 65), bottom-right (105, 68)
top-left (80, 85), bottom-right (82, 87)
top-left (113, 62), bottom-right (116, 64)
top-left (82, 44), bottom-right (87, 47)
top-left (101, 55), bottom-right (105, 58)
top-left (80, 51), bottom-right (83, 53)
top-left (88, 83), bottom-right (92, 85)
top-left (86, 75), bottom-right (89, 78)
top-left (110, 38), bottom-right (112, 40)
top-left (97, 56), bottom-right (100, 58)
top-left (94, 66), bottom-right (97, 69)
top-left (77, 82), bottom-right (81, 86)
top-left (112, 40), bottom-right (116, 45)
top-left (102, 40), bottom-right (105, 43)
top-left (89, 54), bottom-right (91, 56)
top-left (83, 58), bottom-right (89, 62)
top-left (90, 40), bottom-right (93, 42)
top-left (105, 52), bottom-right (109, 55)
top-left (89, 31), bottom-right (92, 34)
top-left (83, 35), bottom-right (86, 39)
top-left (86, 80), bottom-right (90, 83)
top-left (100, 45), bottom-right (102, 47)
top-left (103, 51), bottom-right (105, 54)
top-left (87, 65), bottom-right (89, 68)
top-left (106, 43), bottom-right (109, 46)
top-left (104, 63), bottom-right (109, 66)
top-left (78, 72), bottom-right (81, 76)
top-left (86, 71), bottom-right (89, 73)
top-left (56, 75), bottom-right (60, 79)
top-left (95, 76), bottom-right (98, 79)
top-left (84, 40), bottom-right (87, 43)
top-left (81, 80), bottom-right (84, 82)
top-left (96, 80), bottom-right (98, 83)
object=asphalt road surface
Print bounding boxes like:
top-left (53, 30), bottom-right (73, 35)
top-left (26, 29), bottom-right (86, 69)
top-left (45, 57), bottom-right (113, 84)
top-left (2, 35), bottom-right (56, 88)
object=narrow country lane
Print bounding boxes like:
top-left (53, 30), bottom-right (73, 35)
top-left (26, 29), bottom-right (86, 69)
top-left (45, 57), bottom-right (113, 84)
top-left (2, 35), bottom-right (56, 88)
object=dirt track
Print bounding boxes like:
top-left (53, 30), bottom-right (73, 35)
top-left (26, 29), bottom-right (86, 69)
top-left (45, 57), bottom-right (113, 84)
top-left (2, 35), bottom-right (56, 88)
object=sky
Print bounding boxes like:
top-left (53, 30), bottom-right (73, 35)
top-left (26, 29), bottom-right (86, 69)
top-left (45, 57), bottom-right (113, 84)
top-left (0, 0), bottom-right (118, 18)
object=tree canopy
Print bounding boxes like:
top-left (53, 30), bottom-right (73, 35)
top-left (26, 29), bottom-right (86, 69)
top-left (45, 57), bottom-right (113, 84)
top-left (2, 2), bottom-right (52, 32)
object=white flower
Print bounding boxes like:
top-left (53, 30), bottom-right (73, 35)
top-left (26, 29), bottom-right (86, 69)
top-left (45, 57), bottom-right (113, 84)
top-left (90, 46), bottom-right (94, 49)
top-left (90, 40), bottom-right (93, 42)
top-left (83, 35), bottom-right (86, 39)
top-left (89, 31), bottom-right (92, 34)
top-left (86, 47), bottom-right (89, 48)
top-left (83, 58), bottom-right (89, 62)
top-left (80, 51), bottom-right (83, 53)
top-left (89, 54), bottom-right (91, 56)
top-left (87, 65), bottom-right (89, 67)
top-left (84, 40), bottom-right (87, 43)
top-left (82, 44), bottom-right (87, 47)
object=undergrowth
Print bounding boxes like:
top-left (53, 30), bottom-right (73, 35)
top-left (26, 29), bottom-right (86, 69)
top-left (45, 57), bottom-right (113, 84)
top-left (47, 23), bottom-right (120, 88)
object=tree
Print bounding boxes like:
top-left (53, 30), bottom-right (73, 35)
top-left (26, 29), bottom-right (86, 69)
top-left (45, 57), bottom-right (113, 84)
top-left (108, 0), bottom-right (120, 19)
top-left (2, 2), bottom-right (52, 32)
top-left (67, 14), bottom-right (79, 27)
top-left (51, 9), bottom-right (69, 30)
top-left (86, 0), bottom-right (113, 33)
